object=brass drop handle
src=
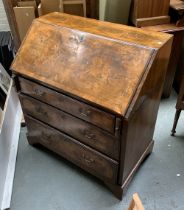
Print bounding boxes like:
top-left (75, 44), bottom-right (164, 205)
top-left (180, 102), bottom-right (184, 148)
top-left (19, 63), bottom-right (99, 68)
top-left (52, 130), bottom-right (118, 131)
top-left (80, 109), bottom-right (91, 117)
top-left (82, 154), bottom-right (95, 164)
top-left (84, 131), bottom-right (95, 140)
top-left (42, 132), bottom-right (52, 145)
top-left (44, 133), bottom-right (51, 139)
top-left (34, 88), bottom-right (44, 96)
top-left (42, 111), bottom-right (48, 116)
top-left (37, 107), bottom-right (48, 116)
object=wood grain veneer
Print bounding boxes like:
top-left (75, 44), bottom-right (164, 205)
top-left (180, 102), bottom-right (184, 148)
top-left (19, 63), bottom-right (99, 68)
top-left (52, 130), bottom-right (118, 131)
top-left (11, 13), bottom-right (172, 199)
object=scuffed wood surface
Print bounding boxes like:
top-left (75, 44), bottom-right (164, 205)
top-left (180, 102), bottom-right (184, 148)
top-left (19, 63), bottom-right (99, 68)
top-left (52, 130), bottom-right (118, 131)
top-left (11, 13), bottom-right (157, 115)
top-left (39, 13), bottom-right (171, 48)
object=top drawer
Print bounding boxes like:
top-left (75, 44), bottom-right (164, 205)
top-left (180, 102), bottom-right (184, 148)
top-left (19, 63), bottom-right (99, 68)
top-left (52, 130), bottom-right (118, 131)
top-left (18, 77), bottom-right (116, 134)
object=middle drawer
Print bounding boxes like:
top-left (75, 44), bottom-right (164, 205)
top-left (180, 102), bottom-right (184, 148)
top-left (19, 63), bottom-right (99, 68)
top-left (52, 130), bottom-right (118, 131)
top-left (19, 94), bottom-right (120, 160)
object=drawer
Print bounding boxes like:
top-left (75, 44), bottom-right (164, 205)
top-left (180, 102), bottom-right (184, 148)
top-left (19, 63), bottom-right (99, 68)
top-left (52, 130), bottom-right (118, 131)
top-left (18, 77), bottom-right (115, 134)
top-left (20, 94), bottom-right (120, 160)
top-left (25, 115), bottom-right (118, 184)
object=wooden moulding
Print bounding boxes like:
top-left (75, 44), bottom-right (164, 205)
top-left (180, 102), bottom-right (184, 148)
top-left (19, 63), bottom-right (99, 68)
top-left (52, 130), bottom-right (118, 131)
top-left (135, 15), bottom-right (170, 27)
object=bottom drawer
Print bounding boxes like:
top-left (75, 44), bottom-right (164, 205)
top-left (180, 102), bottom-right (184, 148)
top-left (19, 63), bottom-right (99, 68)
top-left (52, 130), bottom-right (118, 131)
top-left (25, 115), bottom-right (118, 184)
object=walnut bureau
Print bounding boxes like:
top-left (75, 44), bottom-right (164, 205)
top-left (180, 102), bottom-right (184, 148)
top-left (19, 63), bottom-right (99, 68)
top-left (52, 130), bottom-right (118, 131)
top-left (11, 13), bottom-right (172, 199)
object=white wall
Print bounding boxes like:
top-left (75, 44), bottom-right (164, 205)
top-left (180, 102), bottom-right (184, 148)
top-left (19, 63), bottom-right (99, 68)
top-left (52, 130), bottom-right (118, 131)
top-left (0, 0), bottom-right (10, 31)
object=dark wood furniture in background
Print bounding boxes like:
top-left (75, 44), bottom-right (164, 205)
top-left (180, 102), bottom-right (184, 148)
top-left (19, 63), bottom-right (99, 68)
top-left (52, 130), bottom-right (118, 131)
top-left (11, 13), bottom-right (172, 199)
top-left (142, 24), bottom-right (184, 98)
top-left (173, 38), bottom-right (184, 92)
top-left (170, 0), bottom-right (184, 133)
top-left (130, 0), bottom-right (184, 98)
top-left (170, 0), bottom-right (184, 92)
top-left (129, 0), bottom-right (170, 27)
top-left (170, 0), bottom-right (184, 26)
top-left (171, 76), bottom-right (184, 136)
top-left (2, 0), bottom-right (99, 51)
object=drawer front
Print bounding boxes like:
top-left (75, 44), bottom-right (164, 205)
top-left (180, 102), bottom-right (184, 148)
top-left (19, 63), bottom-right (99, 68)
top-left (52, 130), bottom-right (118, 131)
top-left (18, 77), bottom-right (115, 134)
top-left (25, 115), bottom-right (118, 184)
top-left (20, 94), bottom-right (120, 160)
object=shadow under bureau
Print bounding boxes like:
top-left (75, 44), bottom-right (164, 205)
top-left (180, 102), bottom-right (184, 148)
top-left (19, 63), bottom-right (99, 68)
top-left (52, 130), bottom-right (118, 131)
top-left (11, 13), bottom-right (172, 199)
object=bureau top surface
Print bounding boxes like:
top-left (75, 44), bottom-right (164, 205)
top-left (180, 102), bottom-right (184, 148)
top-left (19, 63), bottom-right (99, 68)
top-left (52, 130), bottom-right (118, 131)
top-left (11, 13), bottom-right (171, 116)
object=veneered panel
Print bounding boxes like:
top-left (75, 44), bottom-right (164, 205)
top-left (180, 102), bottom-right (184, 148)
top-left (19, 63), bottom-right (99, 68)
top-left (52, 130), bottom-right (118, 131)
top-left (12, 17), bottom-right (154, 115)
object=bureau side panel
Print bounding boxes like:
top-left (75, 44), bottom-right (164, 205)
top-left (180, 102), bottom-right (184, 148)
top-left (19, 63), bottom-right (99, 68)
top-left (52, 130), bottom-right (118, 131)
top-left (119, 37), bottom-right (173, 185)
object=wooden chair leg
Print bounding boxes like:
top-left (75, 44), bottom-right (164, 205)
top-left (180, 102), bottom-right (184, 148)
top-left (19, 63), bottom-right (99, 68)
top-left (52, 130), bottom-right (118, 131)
top-left (171, 109), bottom-right (181, 136)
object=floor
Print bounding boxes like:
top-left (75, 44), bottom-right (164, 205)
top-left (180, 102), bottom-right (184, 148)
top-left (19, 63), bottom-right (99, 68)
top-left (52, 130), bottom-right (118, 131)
top-left (10, 91), bottom-right (184, 210)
